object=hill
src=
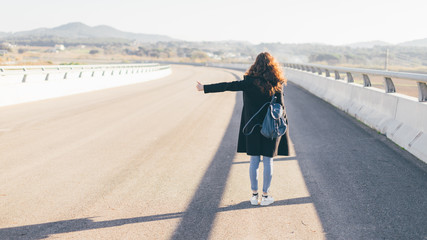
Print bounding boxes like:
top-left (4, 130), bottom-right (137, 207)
top-left (398, 38), bottom-right (427, 47)
top-left (0, 22), bottom-right (176, 45)
top-left (347, 41), bottom-right (391, 48)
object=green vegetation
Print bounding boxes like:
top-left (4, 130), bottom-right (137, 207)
top-left (2, 36), bottom-right (427, 73)
top-left (1, 22), bottom-right (427, 72)
top-left (60, 62), bottom-right (81, 65)
top-left (89, 50), bottom-right (99, 54)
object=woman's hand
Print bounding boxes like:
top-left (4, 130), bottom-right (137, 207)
top-left (196, 81), bottom-right (204, 91)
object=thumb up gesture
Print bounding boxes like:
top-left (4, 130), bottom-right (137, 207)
top-left (196, 81), bottom-right (204, 91)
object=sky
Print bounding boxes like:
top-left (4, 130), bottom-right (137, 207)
top-left (1, 0), bottom-right (426, 45)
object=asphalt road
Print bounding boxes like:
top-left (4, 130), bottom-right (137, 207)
top-left (0, 65), bottom-right (426, 240)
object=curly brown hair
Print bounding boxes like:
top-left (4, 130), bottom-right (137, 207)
top-left (245, 52), bottom-right (287, 96)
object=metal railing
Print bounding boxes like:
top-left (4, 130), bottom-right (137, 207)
top-left (284, 63), bottom-right (427, 102)
top-left (0, 63), bottom-right (170, 83)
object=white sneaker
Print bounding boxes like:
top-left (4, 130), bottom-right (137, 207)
top-left (250, 194), bottom-right (259, 205)
top-left (260, 195), bottom-right (274, 206)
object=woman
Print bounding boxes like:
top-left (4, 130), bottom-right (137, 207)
top-left (196, 52), bottom-right (289, 206)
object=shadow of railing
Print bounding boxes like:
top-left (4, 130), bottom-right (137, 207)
top-left (0, 213), bottom-right (184, 240)
top-left (0, 196), bottom-right (312, 240)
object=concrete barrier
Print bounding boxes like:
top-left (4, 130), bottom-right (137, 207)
top-left (0, 64), bottom-right (171, 107)
top-left (285, 68), bottom-right (427, 164)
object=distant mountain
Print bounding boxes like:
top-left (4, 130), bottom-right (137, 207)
top-left (398, 38), bottom-right (427, 47)
top-left (0, 22), bottom-right (176, 44)
top-left (347, 39), bottom-right (427, 48)
top-left (347, 41), bottom-right (391, 48)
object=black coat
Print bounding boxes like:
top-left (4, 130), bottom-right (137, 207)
top-left (204, 75), bottom-right (290, 157)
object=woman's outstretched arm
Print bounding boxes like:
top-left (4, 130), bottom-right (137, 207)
top-left (196, 80), bottom-right (247, 93)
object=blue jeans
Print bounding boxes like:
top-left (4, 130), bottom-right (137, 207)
top-left (249, 155), bottom-right (273, 194)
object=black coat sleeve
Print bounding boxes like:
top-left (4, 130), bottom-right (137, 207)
top-left (204, 80), bottom-right (247, 93)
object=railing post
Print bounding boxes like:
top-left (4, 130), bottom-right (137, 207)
top-left (346, 72), bottom-right (354, 83)
top-left (417, 82), bottom-right (427, 102)
top-left (22, 68), bottom-right (27, 83)
top-left (92, 71), bottom-right (95, 77)
top-left (334, 71), bottom-right (341, 80)
top-left (64, 72), bottom-right (68, 79)
top-left (79, 72), bottom-right (83, 78)
top-left (384, 77), bottom-right (396, 93)
top-left (362, 74), bottom-right (371, 87)
top-left (311, 67), bottom-right (316, 73)
top-left (282, 62), bottom-right (427, 99)
top-left (45, 73), bottom-right (50, 81)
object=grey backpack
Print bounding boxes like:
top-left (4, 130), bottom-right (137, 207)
top-left (242, 95), bottom-right (287, 139)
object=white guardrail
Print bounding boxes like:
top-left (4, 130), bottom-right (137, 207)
top-left (284, 63), bottom-right (427, 102)
top-left (0, 63), bottom-right (170, 84)
top-left (0, 63), bottom-right (171, 106)
top-left (283, 63), bottom-right (427, 164)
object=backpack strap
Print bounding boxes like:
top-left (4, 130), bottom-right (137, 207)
top-left (242, 95), bottom-right (276, 136)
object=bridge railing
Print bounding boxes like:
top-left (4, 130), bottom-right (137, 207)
top-left (0, 63), bottom-right (170, 84)
top-left (0, 63), bottom-right (171, 107)
top-left (284, 63), bottom-right (427, 102)
top-left (283, 62), bottom-right (427, 163)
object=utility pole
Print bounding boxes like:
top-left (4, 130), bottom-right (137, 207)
top-left (385, 48), bottom-right (389, 71)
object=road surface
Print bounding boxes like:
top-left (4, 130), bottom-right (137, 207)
top-left (0, 65), bottom-right (426, 239)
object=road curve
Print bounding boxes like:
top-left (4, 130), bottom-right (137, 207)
top-left (0, 65), bottom-right (426, 239)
